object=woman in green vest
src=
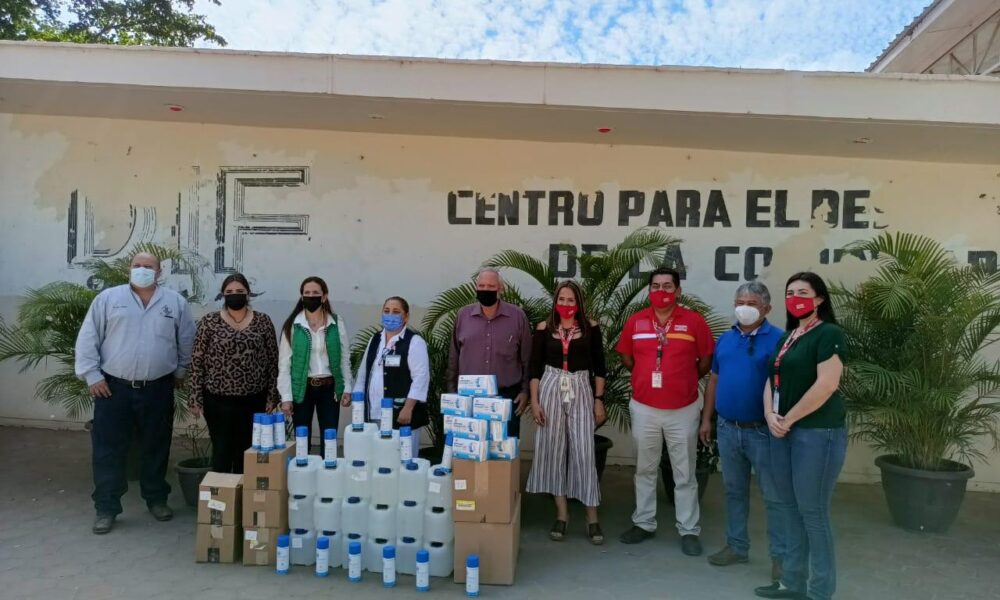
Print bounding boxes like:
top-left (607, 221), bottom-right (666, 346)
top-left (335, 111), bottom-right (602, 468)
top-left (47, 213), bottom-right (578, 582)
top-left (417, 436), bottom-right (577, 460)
top-left (277, 276), bottom-right (353, 448)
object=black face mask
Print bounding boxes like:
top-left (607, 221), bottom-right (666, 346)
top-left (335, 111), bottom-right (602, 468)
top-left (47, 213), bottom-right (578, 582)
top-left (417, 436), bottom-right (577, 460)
top-left (476, 289), bottom-right (499, 307)
top-left (224, 293), bottom-right (248, 311)
top-left (302, 296), bottom-right (323, 313)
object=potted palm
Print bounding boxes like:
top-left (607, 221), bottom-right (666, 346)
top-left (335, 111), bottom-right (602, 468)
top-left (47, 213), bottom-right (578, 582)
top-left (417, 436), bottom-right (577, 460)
top-left (834, 232), bottom-right (1000, 532)
top-left (175, 419), bottom-right (213, 507)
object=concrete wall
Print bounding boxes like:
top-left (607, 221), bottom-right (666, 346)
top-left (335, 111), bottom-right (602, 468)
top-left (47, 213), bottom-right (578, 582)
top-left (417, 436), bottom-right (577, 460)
top-left (1, 112), bottom-right (998, 490)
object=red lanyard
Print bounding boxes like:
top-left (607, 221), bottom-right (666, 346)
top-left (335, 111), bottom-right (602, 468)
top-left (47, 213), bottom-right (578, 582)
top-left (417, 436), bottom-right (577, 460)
top-left (653, 317), bottom-right (674, 371)
top-left (558, 326), bottom-right (578, 371)
top-left (773, 320), bottom-right (821, 390)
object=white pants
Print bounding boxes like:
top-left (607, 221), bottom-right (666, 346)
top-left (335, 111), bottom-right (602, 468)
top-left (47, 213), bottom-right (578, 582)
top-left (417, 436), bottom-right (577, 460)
top-left (630, 399), bottom-right (701, 536)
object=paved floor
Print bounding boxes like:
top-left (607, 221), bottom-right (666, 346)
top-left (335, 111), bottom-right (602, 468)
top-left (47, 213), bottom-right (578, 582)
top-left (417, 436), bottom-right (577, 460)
top-left (0, 427), bottom-right (998, 599)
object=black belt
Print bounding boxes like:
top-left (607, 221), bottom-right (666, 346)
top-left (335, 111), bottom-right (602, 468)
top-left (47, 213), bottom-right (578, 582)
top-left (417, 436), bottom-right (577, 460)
top-left (102, 371), bottom-right (172, 389)
top-left (723, 417), bottom-right (766, 429)
top-left (308, 376), bottom-right (334, 387)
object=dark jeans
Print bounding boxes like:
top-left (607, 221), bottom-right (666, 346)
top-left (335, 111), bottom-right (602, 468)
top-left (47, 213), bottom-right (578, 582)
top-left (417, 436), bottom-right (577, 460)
top-left (717, 417), bottom-right (785, 559)
top-left (292, 381), bottom-right (341, 450)
top-left (91, 374), bottom-right (175, 516)
top-left (770, 426), bottom-right (848, 600)
top-left (498, 384), bottom-right (523, 438)
top-left (203, 389), bottom-right (267, 474)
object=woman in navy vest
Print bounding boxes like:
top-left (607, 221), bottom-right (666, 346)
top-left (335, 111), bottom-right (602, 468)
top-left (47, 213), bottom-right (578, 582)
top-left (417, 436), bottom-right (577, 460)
top-left (352, 296), bottom-right (430, 457)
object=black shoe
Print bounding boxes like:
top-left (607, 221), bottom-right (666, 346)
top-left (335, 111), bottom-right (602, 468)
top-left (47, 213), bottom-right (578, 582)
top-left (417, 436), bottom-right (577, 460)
top-left (681, 534), bottom-right (702, 556)
top-left (549, 519), bottom-right (567, 541)
top-left (708, 545), bottom-right (748, 566)
top-left (754, 582), bottom-right (805, 599)
top-left (619, 525), bottom-right (655, 544)
top-left (93, 514), bottom-right (115, 535)
top-left (587, 522), bottom-right (605, 545)
top-left (149, 504), bottom-right (173, 522)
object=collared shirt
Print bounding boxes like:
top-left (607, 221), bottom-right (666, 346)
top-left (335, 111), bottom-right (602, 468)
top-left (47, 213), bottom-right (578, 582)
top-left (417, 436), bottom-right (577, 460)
top-left (446, 301), bottom-right (532, 393)
top-left (75, 284), bottom-right (195, 385)
top-left (353, 328), bottom-right (430, 421)
top-left (711, 319), bottom-right (784, 422)
top-left (277, 311), bottom-right (353, 403)
top-left (616, 305), bottom-right (714, 410)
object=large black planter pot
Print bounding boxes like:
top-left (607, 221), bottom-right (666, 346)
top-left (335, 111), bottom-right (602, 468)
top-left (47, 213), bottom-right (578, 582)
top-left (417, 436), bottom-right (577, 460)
top-left (176, 457), bottom-right (212, 508)
top-left (661, 464), bottom-right (712, 504)
top-left (875, 454), bottom-right (974, 533)
top-left (594, 434), bottom-right (614, 482)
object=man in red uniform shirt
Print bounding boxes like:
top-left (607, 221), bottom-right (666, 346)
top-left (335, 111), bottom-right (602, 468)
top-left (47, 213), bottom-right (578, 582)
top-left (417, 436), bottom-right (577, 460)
top-left (617, 267), bottom-right (714, 556)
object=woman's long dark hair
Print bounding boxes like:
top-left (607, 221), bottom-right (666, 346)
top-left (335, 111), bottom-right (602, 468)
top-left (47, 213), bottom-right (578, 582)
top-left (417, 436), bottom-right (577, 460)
top-left (282, 276), bottom-right (334, 341)
top-left (545, 279), bottom-right (591, 337)
top-left (785, 271), bottom-right (837, 330)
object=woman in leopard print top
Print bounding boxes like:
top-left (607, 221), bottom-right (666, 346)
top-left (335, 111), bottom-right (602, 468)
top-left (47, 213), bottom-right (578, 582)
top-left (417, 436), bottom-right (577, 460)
top-left (188, 273), bottom-right (279, 473)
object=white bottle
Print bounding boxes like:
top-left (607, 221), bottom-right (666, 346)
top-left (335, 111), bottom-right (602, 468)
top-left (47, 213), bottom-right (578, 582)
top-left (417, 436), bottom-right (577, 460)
top-left (315, 536), bottom-right (330, 577)
top-left (399, 426), bottom-right (413, 463)
top-left (272, 413), bottom-right (286, 449)
top-left (260, 414), bottom-right (274, 452)
top-left (275, 534), bottom-right (290, 575)
top-left (295, 426), bottom-right (309, 466)
top-left (323, 428), bottom-right (338, 468)
top-left (251, 413), bottom-right (262, 450)
top-left (348, 541), bottom-right (363, 582)
top-left (415, 548), bottom-right (430, 592)
top-left (383, 545), bottom-right (397, 588)
top-left (351, 391), bottom-right (365, 431)
top-left (441, 432), bottom-right (454, 471)
top-left (380, 398), bottom-right (394, 438)
top-left (466, 554), bottom-right (480, 597)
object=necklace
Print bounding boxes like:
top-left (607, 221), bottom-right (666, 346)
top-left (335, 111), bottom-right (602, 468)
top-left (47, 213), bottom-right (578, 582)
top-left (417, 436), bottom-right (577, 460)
top-left (226, 308), bottom-right (249, 324)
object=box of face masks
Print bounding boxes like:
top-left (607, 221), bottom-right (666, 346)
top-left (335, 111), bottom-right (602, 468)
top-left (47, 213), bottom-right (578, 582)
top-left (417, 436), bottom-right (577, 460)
top-left (487, 420), bottom-right (508, 441)
top-left (472, 397), bottom-right (513, 422)
top-left (452, 437), bottom-right (487, 462)
top-left (441, 393), bottom-right (474, 417)
top-left (444, 415), bottom-right (489, 442)
top-left (457, 374), bottom-right (498, 397)
top-left (488, 438), bottom-right (519, 460)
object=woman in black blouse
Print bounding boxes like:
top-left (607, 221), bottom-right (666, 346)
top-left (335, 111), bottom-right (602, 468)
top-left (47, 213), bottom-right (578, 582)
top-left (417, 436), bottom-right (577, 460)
top-left (526, 280), bottom-right (607, 545)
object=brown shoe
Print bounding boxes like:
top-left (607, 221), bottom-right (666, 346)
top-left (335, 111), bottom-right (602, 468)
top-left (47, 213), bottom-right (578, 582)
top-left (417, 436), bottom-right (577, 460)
top-left (708, 546), bottom-right (749, 566)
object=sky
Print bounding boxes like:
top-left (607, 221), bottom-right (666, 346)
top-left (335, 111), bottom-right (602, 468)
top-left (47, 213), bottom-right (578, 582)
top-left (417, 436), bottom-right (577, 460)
top-left (193, 0), bottom-right (931, 72)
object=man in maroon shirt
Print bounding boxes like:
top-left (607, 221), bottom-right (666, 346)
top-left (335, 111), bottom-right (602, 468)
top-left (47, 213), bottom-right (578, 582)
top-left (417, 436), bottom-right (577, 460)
top-left (616, 267), bottom-right (714, 556)
top-left (446, 268), bottom-right (532, 437)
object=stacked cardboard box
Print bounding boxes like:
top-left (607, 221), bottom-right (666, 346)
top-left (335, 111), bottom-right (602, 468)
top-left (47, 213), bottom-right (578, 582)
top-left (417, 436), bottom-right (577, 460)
top-left (195, 472), bottom-right (243, 563)
top-left (242, 445), bottom-right (294, 566)
top-left (452, 458), bottom-right (521, 585)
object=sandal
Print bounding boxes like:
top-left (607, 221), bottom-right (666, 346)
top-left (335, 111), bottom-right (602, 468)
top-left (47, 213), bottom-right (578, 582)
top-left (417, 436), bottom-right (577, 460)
top-left (587, 522), bottom-right (605, 545)
top-left (550, 519), bottom-right (568, 541)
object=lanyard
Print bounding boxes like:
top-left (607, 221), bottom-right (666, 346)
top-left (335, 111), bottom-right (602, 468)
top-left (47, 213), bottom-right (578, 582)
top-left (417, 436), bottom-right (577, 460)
top-left (558, 326), bottom-right (578, 371)
top-left (653, 317), bottom-right (674, 372)
top-left (773, 320), bottom-right (821, 391)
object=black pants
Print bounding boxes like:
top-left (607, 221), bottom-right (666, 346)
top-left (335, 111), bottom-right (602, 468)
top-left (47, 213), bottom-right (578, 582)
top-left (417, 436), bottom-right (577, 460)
top-left (499, 384), bottom-right (523, 438)
top-left (91, 374), bottom-right (174, 516)
top-left (292, 381), bottom-right (341, 450)
top-left (203, 390), bottom-right (267, 474)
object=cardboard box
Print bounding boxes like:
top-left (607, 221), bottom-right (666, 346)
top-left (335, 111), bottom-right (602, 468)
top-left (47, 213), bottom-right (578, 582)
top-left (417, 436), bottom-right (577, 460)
top-left (453, 437), bottom-right (487, 462)
top-left (195, 524), bottom-right (242, 563)
top-left (242, 488), bottom-right (288, 529)
top-left (454, 499), bottom-right (521, 585)
top-left (242, 526), bottom-right (284, 566)
top-left (472, 397), bottom-right (513, 422)
top-left (197, 472), bottom-right (243, 526)
top-left (452, 458), bottom-right (520, 523)
top-left (243, 445), bottom-right (294, 491)
top-left (440, 393), bottom-right (474, 417)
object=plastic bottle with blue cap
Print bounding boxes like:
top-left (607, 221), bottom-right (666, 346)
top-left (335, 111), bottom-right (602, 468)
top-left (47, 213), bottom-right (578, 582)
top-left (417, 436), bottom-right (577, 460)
top-left (272, 412), bottom-right (286, 448)
top-left (379, 398), bottom-right (394, 438)
top-left (351, 391), bottom-right (365, 431)
top-left (348, 541), bottom-right (363, 582)
top-left (415, 548), bottom-right (430, 592)
top-left (252, 413), bottom-right (263, 450)
top-left (259, 414), bottom-right (274, 452)
top-left (315, 536), bottom-right (329, 577)
top-left (275, 534), bottom-right (290, 574)
top-left (441, 432), bottom-right (454, 471)
top-left (382, 544), bottom-right (396, 588)
top-left (399, 426), bottom-right (413, 463)
top-left (465, 554), bottom-right (480, 597)
top-left (295, 426), bottom-right (309, 466)
top-left (323, 428), bottom-right (338, 468)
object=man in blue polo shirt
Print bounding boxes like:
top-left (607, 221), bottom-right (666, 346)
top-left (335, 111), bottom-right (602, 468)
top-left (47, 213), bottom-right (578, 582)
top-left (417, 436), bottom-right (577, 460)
top-left (700, 281), bottom-right (785, 585)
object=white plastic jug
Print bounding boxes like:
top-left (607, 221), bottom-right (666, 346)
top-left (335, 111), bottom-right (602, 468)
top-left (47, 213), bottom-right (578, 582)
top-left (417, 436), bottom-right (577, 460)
top-left (426, 466), bottom-right (452, 510)
top-left (371, 466), bottom-right (399, 507)
top-left (396, 500), bottom-right (425, 540)
top-left (398, 460), bottom-right (429, 504)
top-left (424, 505), bottom-right (453, 544)
top-left (372, 429), bottom-right (401, 471)
top-left (395, 536), bottom-right (422, 576)
top-left (290, 528), bottom-right (316, 566)
top-left (314, 496), bottom-right (341, 533)
top-left (365, 536), bottom-right (392, 573)
top-left (344, 422), bottom-right (377, 465)
top-left (426, 540), bottom-right (454, 578)
top-left (341, 532), bottom-right (367, 570)
top-left (345, 460), bottom-right (372, 500)
top-left (341, 496), bottom-right (370, 536)
top-left (288, 494), bottom-right (315, 531)
top-left (368, 502), bottom-right (397, 541)
top-left (316, 461), bottom-right (346, 500)
top-left (318, 530), bottom-right (342, 568)
top-left (287, 454), bottom-right (321, 497)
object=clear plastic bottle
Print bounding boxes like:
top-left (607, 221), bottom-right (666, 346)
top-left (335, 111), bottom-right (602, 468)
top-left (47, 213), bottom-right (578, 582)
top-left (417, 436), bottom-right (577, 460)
top-left (290, 529), bottom-right (316, 566)
top-left (341, 496), bottom-right (370, 536)
top-left (395, 536), bottom-right (422, 575)
top-left (345, 460), bottom-right (371, 500)
top-left (426, 467), bottom-right (452, 511)
top-left (342, 532), bottom-right (367, 571)
top-left (371, 466), bottom-right (399, 507)
top-left (314, 496), bottom-right (341, 533)
top-left (396, 500), bottom-right (425, 540)
top-left (415, 548), bottom-right (430, 592)
top-left (288, 493), bottom-right (315, 531)
top-left (319, 530), bottom-right (342, 568)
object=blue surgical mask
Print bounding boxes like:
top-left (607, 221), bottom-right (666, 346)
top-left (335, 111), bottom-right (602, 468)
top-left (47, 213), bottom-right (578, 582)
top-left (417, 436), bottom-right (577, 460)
top-left (130, 267), bottom-right (156, 289)
top-left (382, 313), bottom-right (404, 331)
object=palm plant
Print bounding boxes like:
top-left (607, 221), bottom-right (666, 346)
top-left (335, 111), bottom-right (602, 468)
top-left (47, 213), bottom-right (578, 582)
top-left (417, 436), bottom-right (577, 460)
top-left (0, 243), bottom-right (207, 420)
top-left (833, 232), bottom-right (1000, 471)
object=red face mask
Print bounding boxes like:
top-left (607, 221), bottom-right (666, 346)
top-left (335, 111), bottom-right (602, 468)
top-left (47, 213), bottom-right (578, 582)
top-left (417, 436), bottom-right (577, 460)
top-left (649, 290), bottom-right (676, 309)
top-left (555, 304), bottom-right (577, 320)
top-left (785, 296), bottom-right (816, 318)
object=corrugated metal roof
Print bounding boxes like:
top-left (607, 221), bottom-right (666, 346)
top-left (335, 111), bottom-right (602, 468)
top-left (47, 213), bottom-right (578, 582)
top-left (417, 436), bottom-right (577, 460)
top-left (867, 1), bottom-right (944, 72)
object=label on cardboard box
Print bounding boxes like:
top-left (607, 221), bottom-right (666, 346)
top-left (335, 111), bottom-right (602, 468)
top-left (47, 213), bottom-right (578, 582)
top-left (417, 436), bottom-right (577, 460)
top-left (245, 530), bottom-right (258, 541)
top-left (456, 500), bottom-right (476, 511)
top-left (207, 499), bottom-right (226, 512)
top-left (199, 491), bottom-right (211, 501)
top-left (454, 479), bottom-right (468, 491)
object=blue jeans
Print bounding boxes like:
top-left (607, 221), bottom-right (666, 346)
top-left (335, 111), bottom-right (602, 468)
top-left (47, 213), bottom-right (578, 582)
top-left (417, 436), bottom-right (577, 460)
top-left (91, 375), bottom-right (175, 515)
top-left (769, 426), bottom-right (847, 600)
top-left (717, 417), bottom-right (785, 560)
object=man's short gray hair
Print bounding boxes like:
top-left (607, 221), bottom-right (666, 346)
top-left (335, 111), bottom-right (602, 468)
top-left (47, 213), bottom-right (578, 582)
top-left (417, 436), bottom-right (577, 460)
top-left (475, 267), bottom-right (505, 291)
top-left (735, 280), bottom-right (771, 305)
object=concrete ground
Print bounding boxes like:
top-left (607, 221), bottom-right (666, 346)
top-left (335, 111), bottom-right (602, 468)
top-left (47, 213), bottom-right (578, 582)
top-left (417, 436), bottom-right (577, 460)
top-left (0, 427), bottom-right (998, 600)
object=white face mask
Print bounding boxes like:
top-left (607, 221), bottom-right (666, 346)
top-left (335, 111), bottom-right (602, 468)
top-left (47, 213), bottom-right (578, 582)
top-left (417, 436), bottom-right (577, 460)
top-left (130, 267), bottom-right (157, 289)
top-left (734, 305), bottom-right (761, 327)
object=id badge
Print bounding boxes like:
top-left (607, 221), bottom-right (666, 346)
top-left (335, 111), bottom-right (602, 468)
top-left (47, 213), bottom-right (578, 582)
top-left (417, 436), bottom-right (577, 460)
top-left (560, 376), bottom-right (571, 392)
top-left (772, 391), bottom-right (780, 414)
top-left (651, 371), bottom-right (663, 389)
top-left (384, 355), bottom-right (401, 367)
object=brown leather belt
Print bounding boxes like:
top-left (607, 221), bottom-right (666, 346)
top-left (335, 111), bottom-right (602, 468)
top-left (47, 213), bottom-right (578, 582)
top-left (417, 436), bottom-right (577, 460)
top-left (308, 376), bottom-right (334, 387)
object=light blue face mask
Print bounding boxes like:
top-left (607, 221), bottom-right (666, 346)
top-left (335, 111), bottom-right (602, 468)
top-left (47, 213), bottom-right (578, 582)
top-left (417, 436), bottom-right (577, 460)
top-left (130, 267), bottom-right (156, 289)
top-left (382, 313), bottom-right (404, 331)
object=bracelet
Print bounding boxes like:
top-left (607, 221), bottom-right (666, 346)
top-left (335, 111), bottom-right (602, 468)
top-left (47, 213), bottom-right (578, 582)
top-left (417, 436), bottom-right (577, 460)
top-left (594, 395), bottom-right (604, 401)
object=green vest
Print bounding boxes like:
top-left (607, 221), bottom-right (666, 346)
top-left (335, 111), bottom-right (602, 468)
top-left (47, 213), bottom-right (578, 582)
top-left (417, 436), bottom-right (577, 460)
top-left (289, 316), bottom-right (344, 403)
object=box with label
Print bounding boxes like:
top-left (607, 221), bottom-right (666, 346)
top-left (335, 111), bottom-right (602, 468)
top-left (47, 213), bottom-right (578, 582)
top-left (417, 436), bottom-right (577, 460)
top-left (472, 397), bottom-right (512, 422)
top-left (242, 488), bottom-right (289, 529)
top-left (488, 438), bottom-right (519, 461)
top-left (243, 445), bottom-right (294, 491)
top-left (440, 393), bottom-right (474, 417)
top-left (452, 458), bottom-right (520, 523)
top-left (242, 526), bottom-right (284, 566)
top-left (488, 420), bottom-right (508, 441)
top-left (452, 437), bottom-right (487, 462)
top-left (195, 523), bottom-right (242, 563)
top-left (445, 415), bottom-right (489, 441)
top-left (197, 472), bottom-right (243, 526)
top-left (454, 500), bottom-right (520, 585)
top-left (457, 374), bottom-right (498, 397)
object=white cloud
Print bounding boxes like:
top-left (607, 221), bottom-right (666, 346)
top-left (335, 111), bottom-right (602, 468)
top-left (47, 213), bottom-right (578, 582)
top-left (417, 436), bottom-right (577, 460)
top-left (194, 0), bottom-right (927, 71)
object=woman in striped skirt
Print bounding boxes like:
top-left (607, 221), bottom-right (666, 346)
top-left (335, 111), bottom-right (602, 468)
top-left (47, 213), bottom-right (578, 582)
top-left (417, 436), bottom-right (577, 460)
top-left (526, 280), bottom-right (607, 544)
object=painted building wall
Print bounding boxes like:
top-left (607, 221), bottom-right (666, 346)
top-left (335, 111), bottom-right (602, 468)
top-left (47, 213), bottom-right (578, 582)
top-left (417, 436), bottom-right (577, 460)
top-left (1, 112), bottom-right (998, 490)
